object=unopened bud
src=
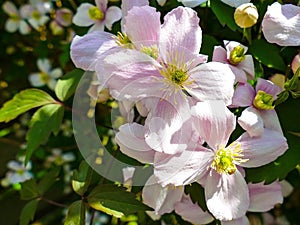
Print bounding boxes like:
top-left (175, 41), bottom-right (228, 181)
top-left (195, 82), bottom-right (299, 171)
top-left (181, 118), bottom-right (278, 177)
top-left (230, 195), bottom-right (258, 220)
top-left (234, 3), bottom-right (259, 28)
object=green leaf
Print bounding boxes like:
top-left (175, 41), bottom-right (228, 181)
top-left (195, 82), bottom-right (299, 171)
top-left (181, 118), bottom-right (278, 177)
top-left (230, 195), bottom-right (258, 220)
top-left (64, 200), bottom-right (85, 225)
top-left (25, 104), bottom-right (64, 163)
top-left (20, 199), bottom-right (39, 225)
top-left (38, 167), bottom-right (60, 195)
top-left (72, 161), bottom-right (93, 196)
top-left (87, 184), bottom-right (152, 218)
top-left (184, 183), bottom-right (208, 212)
top-left (284, 72), bottom-right (299, 91)
top-left (274, 91), bottom-right (289, 106)
top-left (200, 34), bottom-right (220, 61)
top-left (210, 0), bottom-right (241, 32)
top-left (248, 39), bottom-right (286, 72)
top-left (0, 89), bottom-right (56, 123)
top-left (20, 179), bottom-right (39, 200)
top-left (55, 69), bottom-right (84, 101)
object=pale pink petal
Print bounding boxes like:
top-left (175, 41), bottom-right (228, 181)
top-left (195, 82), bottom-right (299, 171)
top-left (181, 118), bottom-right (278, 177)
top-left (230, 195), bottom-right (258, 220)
top-left (175, 194), bottom-right (214, 224)
top-left (115, 123), bottom-right (155, 164)
top-left (104, 6), bottom-right (122, 30)
top-left (20, 4), bottom-right (33, 19)
top-left (237, 129), bottom-right (288, 167)
top-left (95, 0), bottom-right (107, 11)
top-left (19, 20), bottom-right (31, 34)
top-left (154, 148), bottom-right (213, 187)
top-left (260, 110), bottom-right (283, 134)
top-left (70, 31), bottom-right (117, 71)
top-left (256, 78), bottom-right (282, 99)
top-left (262, 2), bottom-right (300, 46)
top-left (29, 73), bottom-right (45, 87)
top-left (191, 100), bottom-right (236, 150)
top-left (50, 68), bottom-right (63, 78)
top-left (248, 182), bottom-right (283, 212)
top-left (224, 40), bottom-right (248, 54)
top-left (125, 6), bottom-right (160, 48)
top-left (291, 53), bottom-right (300, 75)
top-left (212, 46), bottom-right (228, 63)
top-left (121, 0), bottom-right (149, 31)
top-left (2, 1), bottom-right (18, 15)
top-left (95, 49), bottom-right (164, 101)
top-left (72, 3), bottom-right (95, 26)
top-left (160, 6), bottom-right (202, 56)
top-left (237, 55), bottom-right (255, 80)
top-left (221, 216), bottom-right (250, 225)
top-left (280, 180), bottom-right (294, 197)
top-left (88, 21), bottom-right (105, 32)
top-left (238, 106), bottom-right (264, 137)
top-left (142, 175), bottom-right (184, 215)
top-left (205, 170), bottom-right (249, 221)
top-left (186, 62), bottom-right (235, 105)
top-left (231, 82), bottom-right (255, 108)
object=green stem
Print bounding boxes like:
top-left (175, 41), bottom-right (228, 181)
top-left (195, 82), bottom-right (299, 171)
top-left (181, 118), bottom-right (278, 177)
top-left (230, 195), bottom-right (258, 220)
top-left (243, 28), bottom-right (252, 45)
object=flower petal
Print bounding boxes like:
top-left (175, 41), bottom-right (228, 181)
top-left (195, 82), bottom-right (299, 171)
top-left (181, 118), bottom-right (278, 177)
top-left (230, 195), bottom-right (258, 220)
top-left (212, 46), bottom-right (228, 63)
top-left (175, 194), bottom-right (214, 224)
top-left (125, 6), bottom-right (160, 48)
top-left (248, 182), bottom-right (283, 212)
top-left (28, 73), bottom-right (45, 87)
top-left (95, 0), bottom-right (107, 11)
top-left (178, 0), bottom-right (207, 8)
top-left (2, 1), bottom-right (18, 15)
top-left (256, 78), bottom-right (282, 99)
top-left (237, 129), bottom-right (288, 167)
top-left (5, 19), bottom-right (19, 33)
top-left (104, 6), bottom-right (122, 30)
top-left (238, 106), bottom-right (264, 137)
top-left (115, 123), bottom-right (155, 164)
top-left (72, 3), bottom-right (95, 27)
top-left (260, 110), bottom-right (283, 134)
top-left (191, 100), bottom-right (236, 150)
top-left (142, 175), bottom-right (184, 215)
top-left (231, 82), bottom-right (255, 108)
top-left (205, 170), bottom-right (249, 221)
top-left (154, 148), bottom-right (213, 187)
top-left (221, 216), bottom-right (250, 225)
top-left (160, 6), bottom-right (202, 56)
top-left (262, 2), bottom-right (300, 46)
top-left (70, 31), bottom-right (117, 71)
top-left (186, 62), bottom-right (235, 105)
top-left (37, 58), bottom-right (51, 73)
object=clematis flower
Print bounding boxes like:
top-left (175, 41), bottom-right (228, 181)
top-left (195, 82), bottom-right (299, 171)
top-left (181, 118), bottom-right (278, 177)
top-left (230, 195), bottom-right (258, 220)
top-left (231, 78), bottom-right (283, 137)
top-left (212, 40), bottom-right (255, 83)
top-left (262, 2), bottom-right (300, 46)
top-left (1, 157), bottom-right (33, 187)
top-left (50, 8), bottom-right (73, 35)
top-left (72, 0), bottom-right (122, 32)
top-left (153, 100), bottom-right (288, 221)
top-left (2, 1), bottom-right (31, 34)
top-left (29, 58), bottom-right (63, 90)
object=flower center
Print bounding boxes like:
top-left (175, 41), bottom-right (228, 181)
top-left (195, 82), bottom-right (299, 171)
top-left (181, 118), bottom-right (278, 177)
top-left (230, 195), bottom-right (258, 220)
top-left (114, 32), bottom-right (133, 49)
top-left (32, 10), bottom-right (41, 20)
top-left (211, 142), bottom-right (247, 175)
top-left (40, 72), bottom-right (50, 83)
top-left (88, 6), bottom-right (104, 20)
top-left (253, 90), bottom-right (275, 110)
top-left (161, 64), bottom-right (188, 86)
top-left (229, 46), bottom-right (245, 65)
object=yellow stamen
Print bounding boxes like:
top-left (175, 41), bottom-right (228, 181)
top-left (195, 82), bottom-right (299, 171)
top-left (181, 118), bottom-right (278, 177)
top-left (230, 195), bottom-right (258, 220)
top-left (88, 6), bottom-right (104, 20)
top-left (253, 90), bottom-right (275, 110)
top-left (229, 46), bottom-right (245, 65)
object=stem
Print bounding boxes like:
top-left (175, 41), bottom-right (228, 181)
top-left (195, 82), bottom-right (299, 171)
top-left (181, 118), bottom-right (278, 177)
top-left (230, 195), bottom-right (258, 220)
top-left (0, 138), bottom-right (21, 147)
top-left (243, 28), bottom-right (252, 45)
top-left (69, 0), bottom-right (77, 10)
top-left (89, 209), bottom-right (95, 225)
top-left (40, 196), bottom-right (68, 208)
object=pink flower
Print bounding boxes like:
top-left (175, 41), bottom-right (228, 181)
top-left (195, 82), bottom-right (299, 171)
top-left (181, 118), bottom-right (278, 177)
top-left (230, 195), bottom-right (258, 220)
top-left (72, 0), bottom-right (122, 32)
top-left (262, 2), bottom-right (300, 46)
top-left (231, 78), bottom-right (283, 137)
top-left (212, 40), bottom-right (255, 83)
top-left (153, 100), bottom-right (288, 220)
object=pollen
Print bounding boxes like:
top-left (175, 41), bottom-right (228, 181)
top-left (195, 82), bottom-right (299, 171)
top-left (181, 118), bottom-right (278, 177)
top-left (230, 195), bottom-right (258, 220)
top-left (253, 90), bottom-right (275, 110)
top-left (114, 32), bottom-right (133, 49)
top-left (229, 45), bottom-right (245, 65)
top-left (211, 142), bottom-right (248, 175)
top-left (161, 64), bottom-right (188, 86)
top-left (88, 6), bottom-right (104, 20)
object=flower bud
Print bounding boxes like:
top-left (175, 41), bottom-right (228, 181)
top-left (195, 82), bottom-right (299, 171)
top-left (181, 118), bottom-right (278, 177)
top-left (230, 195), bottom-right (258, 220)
top-left (234, 3), bottom-right (259, 28)
top-left (292, 53), bottom-right (300, 76)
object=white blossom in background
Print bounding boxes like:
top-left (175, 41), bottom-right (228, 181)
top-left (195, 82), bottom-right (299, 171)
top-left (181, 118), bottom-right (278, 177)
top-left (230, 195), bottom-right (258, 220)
top-left (73, 0), bottom-right (122, 32)
top-left (1, 157), bottom-right (33, 187)
top-left (45, 148), bottom-right (75, 167)
top-left (28, 58), bottom-right (63, 90)
top-left (2, 1), bottom-right (31, 34)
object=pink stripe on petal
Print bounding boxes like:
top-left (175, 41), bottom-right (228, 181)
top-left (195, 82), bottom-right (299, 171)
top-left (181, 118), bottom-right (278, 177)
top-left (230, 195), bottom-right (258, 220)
top-left (256, 78), bottom-right (282, 99)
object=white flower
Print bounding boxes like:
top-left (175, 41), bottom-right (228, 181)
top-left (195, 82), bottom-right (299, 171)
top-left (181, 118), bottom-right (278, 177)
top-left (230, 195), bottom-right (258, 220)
top-left (1, 158), bottom-right (33, 187)
top-left (73, 0), bottom-right (122, 32)
top-left (2, 1), bottom-right (31, 34)
top-left (28, 58), bottom-right (63, 90)
top-left (45, 148), bottom-right (75, 166)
